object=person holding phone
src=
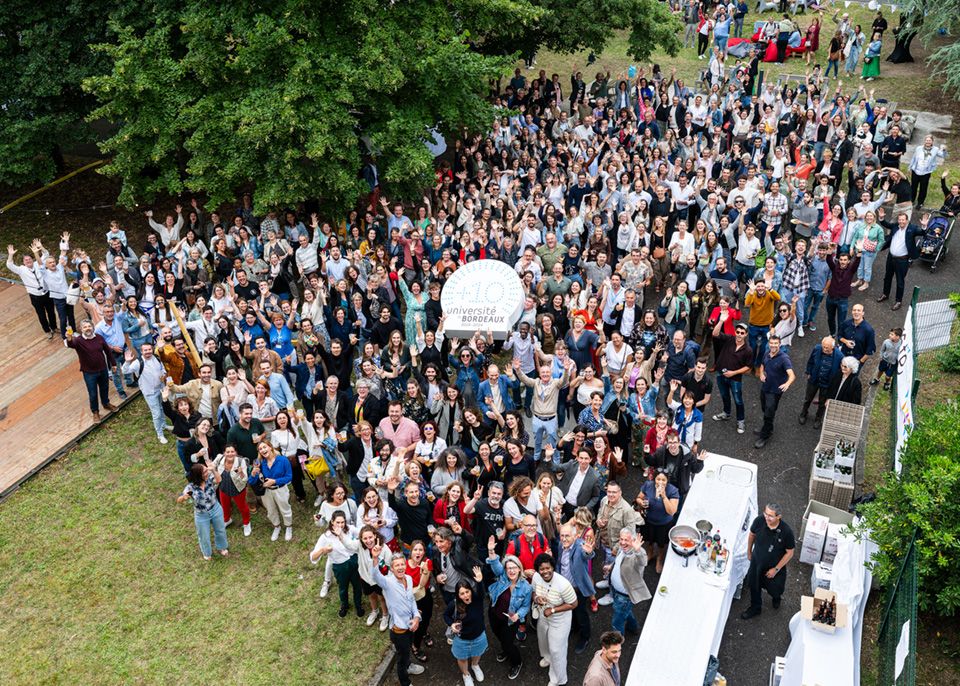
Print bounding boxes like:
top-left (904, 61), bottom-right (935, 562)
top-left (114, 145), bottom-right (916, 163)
top-left (176, 462), bottom-right (229, 561)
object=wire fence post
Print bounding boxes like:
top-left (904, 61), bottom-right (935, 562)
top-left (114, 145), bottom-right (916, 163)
top-left (876, 530), bottom-right (919, 686)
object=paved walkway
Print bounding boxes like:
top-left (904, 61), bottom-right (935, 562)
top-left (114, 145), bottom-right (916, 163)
top-left (379, 258), bottom-right (958, 686)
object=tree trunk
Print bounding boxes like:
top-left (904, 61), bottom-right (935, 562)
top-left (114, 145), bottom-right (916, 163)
top-left (887, 32), bottom-right (916, 64)
top-left (51, 144), bottom-right (66, 175)
top-left (887, 13), bottom-right (921, 64)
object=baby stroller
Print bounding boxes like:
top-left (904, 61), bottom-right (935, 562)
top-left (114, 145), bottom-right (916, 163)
top-left (918, 213), bottom-right (953, 272)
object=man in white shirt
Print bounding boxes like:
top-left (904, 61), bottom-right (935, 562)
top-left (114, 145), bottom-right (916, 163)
top-left (7, 242), bottom-right (56, 339)
top-left (39, 233), bottom-right (74, 340)
top-left (94, 303), bottom-right (130, 401)
top-left (532, 555), bottom-right (579, 686)
top-left (122, 342), bottom-right (169, 443)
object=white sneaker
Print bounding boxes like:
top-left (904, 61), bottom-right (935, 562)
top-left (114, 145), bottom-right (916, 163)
top-left (243, 523), bottom-right (251, 537)
top-left (462, 675), bottom-right (474, 686)
top-left (407, 664), bottom-right (425, 675)
top-left (366, 609), bottom-right (379, 626)
top-left (737, 421), bottom-right (745, 434)
top-left (224, 518), bottom-right (233, 528)
top-left (313, 495), bottom-right (324, 506)
top-left (539, 657), bottom-right (551, 668)
top-left (597, 594), bottom-right (614, 606)
top-left (797, 325), bottom-right (805, 338)
top-left (158, 435), bottom-right (168, 444)
top-left (284, 526), bottom-right (293, 541)
top-left (320, 581), bottom-right (330, 598)
top-left (379, 614), bottom-right (389, 632)
top-left (471, 664), bottom-right (484, 682)
top-left (595, 579), bottom-right (609, 589)
top-left (271, 526), bottom-right (281, 541)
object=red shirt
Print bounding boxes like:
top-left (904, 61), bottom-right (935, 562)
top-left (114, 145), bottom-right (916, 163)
top-left (66, 333), bottom-right (115, 373)
top-left (433, 498), bottom-right (473, 533)
top-left (506, 533), bottom-right (550, 571)
top-left (406, 557), bottom-right (434, 588)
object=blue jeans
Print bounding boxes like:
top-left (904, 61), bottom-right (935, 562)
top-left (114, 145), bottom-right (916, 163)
top-left (143, 388), bottom-right (166, 437)
top-left (733, 261), bottom-right (755, 285)
top-left (715, 374), bottom-right (745, 421)
top-left (176, 440), bottom-right (192, 476)
top-left (748, 325), bottom-right (769, 369)
top-left (825, 296), bottom-right (848, 336)
top-left (194, 502), bottom-right (228, 558)
top-left (532, 413), bottom-right (559, 463)
top-left (858, 250), bottom-right (878, 284)
top-left (108, 367), bottom-right (126, 398)
top-left (826, 59), bottom-right (839, 77)
top-left (804, 290), bottom-right (825, 327)
top-left (82, 369), bottom-right (110, 413)
top-left (611, 590), bottom-right (639, 635)
top-left (779, 288), bottom-right (806, 327)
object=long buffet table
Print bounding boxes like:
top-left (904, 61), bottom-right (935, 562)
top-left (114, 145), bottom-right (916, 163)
top-left (626, 454), bottom-right (758, 686)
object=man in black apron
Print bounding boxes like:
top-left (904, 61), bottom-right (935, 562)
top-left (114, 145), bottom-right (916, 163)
top-left (741, 503), bottom-right (795, 619)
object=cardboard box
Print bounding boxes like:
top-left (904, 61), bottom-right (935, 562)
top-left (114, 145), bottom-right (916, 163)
top-left (821, 523), bottom-right (844, 565)
top-left (811, 562), bottom-right (833, 592)
top-left (800, 500), bottom-right (856, 542)
top-left (800, 588), bottom-right (849, 634)
top-left (799, 512), bottom-right (829, 564)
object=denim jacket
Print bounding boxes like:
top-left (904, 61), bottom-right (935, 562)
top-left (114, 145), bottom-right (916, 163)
top-left (487, 556), bottom-right (532, 623)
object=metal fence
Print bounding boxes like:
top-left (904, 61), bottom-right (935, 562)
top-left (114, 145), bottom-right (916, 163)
top-left (875, 284), bottom-right (959, 686)
top-left (877, 531), bottom-right (919, 686)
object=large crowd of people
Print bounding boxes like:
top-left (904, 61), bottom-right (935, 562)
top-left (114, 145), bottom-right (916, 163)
top-left (5, 3), bottom-right (952, 685)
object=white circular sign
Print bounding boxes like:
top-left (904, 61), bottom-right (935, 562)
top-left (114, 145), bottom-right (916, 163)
top-left (440, 260), bottom-right (525, 338)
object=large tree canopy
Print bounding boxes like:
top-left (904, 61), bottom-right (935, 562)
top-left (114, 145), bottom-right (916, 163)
top-left (0, 0), bottom-right (178, 187)
top-left (85, 0), bottom-right (680, 213)
top-left (0, 0), bottom-right (113, 185)
top-left (895, 0), bottom-right (960, 93)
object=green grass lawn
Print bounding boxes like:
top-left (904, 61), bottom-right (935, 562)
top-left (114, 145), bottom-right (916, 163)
top-left (0, 401), bottom-right (387, 686)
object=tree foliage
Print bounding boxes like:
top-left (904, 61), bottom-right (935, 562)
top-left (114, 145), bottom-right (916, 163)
top-left (85, 0), bottom-right (680, 213)
top-left (85, 0), bottom-right (539, 212)
top-left (858, 400), bottom-right (960, 615)
top-left (895, 0), bottom-right (960, 96)
top-left (474, 0), bottom-right (682, 63)
top-left (0, 0), bottom-right (111, 185)
top-left (0, 0), bottom-right (179, 187)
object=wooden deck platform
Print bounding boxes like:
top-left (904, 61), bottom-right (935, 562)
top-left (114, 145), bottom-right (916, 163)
top-left (0, 281), bottom-right (136, 499)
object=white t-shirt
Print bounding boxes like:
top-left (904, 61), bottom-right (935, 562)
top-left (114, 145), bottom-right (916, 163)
top-left (504, 492), bottom-right (543, 532)
top-left (604, 341), bottom-right (634, 374)
top-left (736, 233), bottom-right (761, 266)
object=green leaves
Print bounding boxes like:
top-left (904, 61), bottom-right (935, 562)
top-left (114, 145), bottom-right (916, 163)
top-left (84, 0), bottom-right (527, 213)
top-left (859, 400), bottom-right (960, 615)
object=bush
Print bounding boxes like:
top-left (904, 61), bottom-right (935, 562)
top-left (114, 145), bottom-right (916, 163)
top-left (938, 343), bottom-right (960, 373)
top-left (859, 400), bottom-right (960, 616)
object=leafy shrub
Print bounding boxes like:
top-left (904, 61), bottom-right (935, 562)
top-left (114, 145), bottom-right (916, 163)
top-left (938, 343), bottom-right (960, 373)
top-left (859, 400), bottom-right (960, 615)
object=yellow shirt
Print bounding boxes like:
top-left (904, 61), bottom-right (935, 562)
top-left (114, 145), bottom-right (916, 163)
top-left (745, 289), bottom-right (781, 327)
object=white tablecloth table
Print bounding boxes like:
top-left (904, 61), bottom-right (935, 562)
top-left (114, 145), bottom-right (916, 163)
top-left (626, 454), bottom-right (758, 686)
top-left (781, 526), bottom-right (875, 686)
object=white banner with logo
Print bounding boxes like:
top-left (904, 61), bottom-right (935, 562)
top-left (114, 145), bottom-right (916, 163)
top-left (894, 305), bottom-right (914, 474)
